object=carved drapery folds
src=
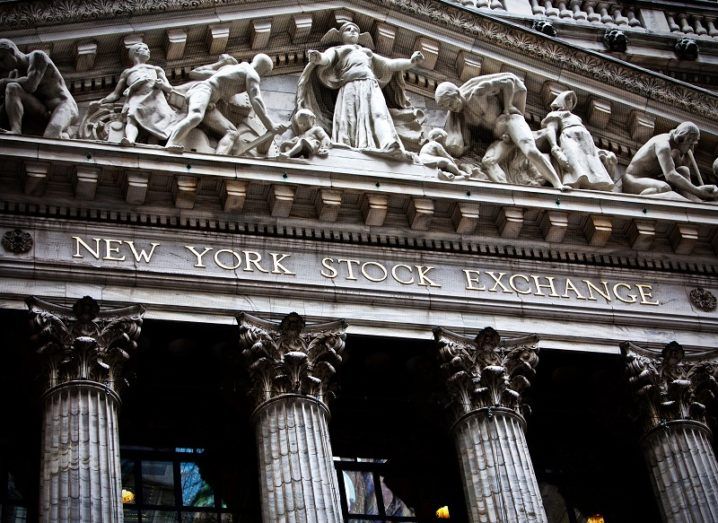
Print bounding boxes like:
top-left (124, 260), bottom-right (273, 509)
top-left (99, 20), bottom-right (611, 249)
top-left (434, 327), bottom-right (546, 523)
top-left (621, 341), bottom-right (718, 523)
top-left (27, 296), bottom-right (145, 523)
top-left (27, 295), bottom-right (145, 394)
top-left (434, 326), bottom-right (540, 423)
top-left (238, 311), bottom-right (347, 410)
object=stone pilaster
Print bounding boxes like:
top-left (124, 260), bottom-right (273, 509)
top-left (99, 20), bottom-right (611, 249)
top-left (237, 312), bottom-right (347, 523)
top-left (621, 341), bottom-right (718, 523)
top-left (27, 296), bottom-right (145, 523)
top-left (434, 327), bottom-right (547, 523)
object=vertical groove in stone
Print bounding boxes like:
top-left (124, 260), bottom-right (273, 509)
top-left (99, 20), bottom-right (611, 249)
top-left (642, 422), bottom-right (718, 523)
top-left (39, 383), bottom-right (123, 523)
top-left (453, 411), bottom-right (547, 523)
top-left (255, 396), bottom-right (342, 523)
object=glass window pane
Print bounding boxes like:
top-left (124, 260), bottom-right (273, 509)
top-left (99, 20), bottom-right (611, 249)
top-left (123, 508), bottom-right (140, 522)
top-left (379, 475), bottom-right (415, 517)
top-left (7, 473), bottom-right (23, 501)
top-left (342, 470), bottom-right (379, 515)
top-left (143, 510), bottom-right (179, 522)
top-left (180, 462), bottom-right (215, 508)
top-left (142, 461), bottom-right (176, 507)
top-left (121, 459), bottom-right (137, 505)
top-left (219, 514), bottom-right (234, 522)
top-left (180, 512), bottom-right (219, 522)
top-left (6, 506), bottom-right (28, 522)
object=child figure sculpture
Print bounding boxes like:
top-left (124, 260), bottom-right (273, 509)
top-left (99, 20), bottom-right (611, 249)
top-left (419, 128), bottom-right (472, 181)
top-left (279, 109), bottom-right (331, 159)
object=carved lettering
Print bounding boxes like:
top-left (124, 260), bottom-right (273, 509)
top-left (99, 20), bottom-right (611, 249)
top-left (214, 249), bottom-right (242, 270)
top-left (510, 274), bottom-right (532, 295)
top-left (392, 264), bottom-right (415, 285)
top-left (244, 250), bottom-right (269, 273)
top-left (487, 272), bottom-right (511, 293)
top-left (531, 275), bottom-right (560, 297)
top-left (361, 261), bottom-right (388, 283)
top-left (463, 269), bottom-right (486, 291)
top-left (636, 284), bottom-right (659, 306)
top-left (584, 280), bottom-right (611, 302)
top-left (126, 241), bottom-right (160, 263)
top-left (270, 253), bottom-right (295, 275)
top-left (416, 266), bottom-right (441, 288)
top-left (337, 259), bottom-right (361, 281)
top-left (613, 283), bottom-right (638, 304)
top-left (321, 257), bottom-right (338, 278)
top-left (185, 246), bottom-right (213, 268)
top-left (562, 278), bottom-right (587, 300)
top-left (103, 239), bottom-right (126, 261)
top-left (73, 236), bottom-right (101, 259)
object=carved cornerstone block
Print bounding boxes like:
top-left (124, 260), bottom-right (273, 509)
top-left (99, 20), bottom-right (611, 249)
top-left (269, 184), bottom-right (295, 218)
top-left (361, 193), bottom-right (389, 227)
top-left (206, 25), bottom-right (230, 55)
top-left (315, 189), bottom-right (342, 222)
top-left (496, 206), bottom-right (524, 239)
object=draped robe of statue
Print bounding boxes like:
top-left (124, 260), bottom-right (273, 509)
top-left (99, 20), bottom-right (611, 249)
top-left (296, 38), bottom-right (423, 157)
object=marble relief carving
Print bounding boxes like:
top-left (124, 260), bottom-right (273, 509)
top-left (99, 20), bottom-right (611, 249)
top-left (0, 38), bottom-right (78, 138)
top-left (435, 72), bottom-right (567, 190)
top-left (297, 21), bottom-right (425, 161)
top-left (540, 90), bottom-right (615, 191)
top-left (1, 22), bottom-right (718, 204)
top-left (624, 122), bottom-right (718, 202)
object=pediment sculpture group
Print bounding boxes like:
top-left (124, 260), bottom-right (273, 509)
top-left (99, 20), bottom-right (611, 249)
top-left (0, 23), bottom-right (717, 203)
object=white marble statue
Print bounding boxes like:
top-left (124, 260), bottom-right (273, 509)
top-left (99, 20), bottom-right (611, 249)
top-left (296, 21), bottom-right (424, 160)
top-left (165, 53), bottom-right (286, 154)
top-left (541, 90), bottom-right (615, 191)
top-left (279, 109), bottom-right (331, 159)
top-left (435, 72), bottom-right (566, 190)
top-left (623, 122), bottom-right (718, 202)
top-left (0, 38), bottom-right (78, 138)
top-left (97, 43), bottom-right (178, 146)
top-left (419, 128), bottom-right (471, 181)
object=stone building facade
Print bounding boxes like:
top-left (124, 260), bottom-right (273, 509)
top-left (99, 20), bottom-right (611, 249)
top-left (1, 0), bottom-right (718, 522)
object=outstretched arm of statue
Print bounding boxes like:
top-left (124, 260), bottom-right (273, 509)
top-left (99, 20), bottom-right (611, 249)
top-left (247, 76), bottom-right (285, 134)
top-left (382, 51), bottom-right (424, 73)
top-left (100, 70), bottom-right (129, 104)
top-left (189, 55), bottom-right (236, 80)
top-left (307, 49), bottom-right (332, 67)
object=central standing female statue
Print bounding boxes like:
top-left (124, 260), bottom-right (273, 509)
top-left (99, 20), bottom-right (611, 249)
top-left (297, 22), bottom-right (424, 159)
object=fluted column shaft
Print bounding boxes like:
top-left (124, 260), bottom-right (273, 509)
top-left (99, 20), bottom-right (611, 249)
top-left (40, 381), bottom-right (123, 523)
top-left (642, 421), bottom-right (718, 523)
top-left (254, 395), bottom-right (342, 523)
top-left (453, 409), bottom-right (546, 523)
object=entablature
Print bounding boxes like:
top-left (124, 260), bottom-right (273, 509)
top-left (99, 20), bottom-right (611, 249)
top-left (2, 134), bottom-right (717, 267)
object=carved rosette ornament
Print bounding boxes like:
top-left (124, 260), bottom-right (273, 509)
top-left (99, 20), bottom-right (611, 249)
top-left (237, 312), bottom-right (347, 523)
top-left (27, 296), bottom-right (145, 523)
top-left (1, 228), bottom-right (33, 253)
top-left (621, 341), bottom-right (718, 522)
top-left (434, 327), bottom-right (547, 523)
top-left (690, 287), bottom-right (717, 312)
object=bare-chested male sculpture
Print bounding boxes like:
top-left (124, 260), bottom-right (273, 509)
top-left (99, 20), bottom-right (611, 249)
top-left (435, 72), bottom-right (566, 190)
top-left (623, 122), bottom-right (718, 202)
top-left (0, 38), bottom-right (78, 138)
top-left (165, 53), bottom-right (285, 154)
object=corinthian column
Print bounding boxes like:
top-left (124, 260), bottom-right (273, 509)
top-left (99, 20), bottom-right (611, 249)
top-left (621, 341), bottom-right (718, 522)
top-left (27, 296), bottom-right (145, 523)
top-left (237, 312), bottom-right (347, 523)
top-left (434, 327), bottom-right (547, 523)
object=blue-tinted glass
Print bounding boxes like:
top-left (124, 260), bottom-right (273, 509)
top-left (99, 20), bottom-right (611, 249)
top-left (342, 470), bottom-right (379, 515)
top-left (143, 510), bottom-right (179, 522)
top-left (123, 508), bottom-right (140, 522)
top-left (180, 512), bottom-right (219, 522)
top-left (181, 462), bottom-right (214, 507)
top-left (379, 475), bottom-right (415, 516)
top-left (142, 461), bottom-right (176, 506)
top-left (6, 505), bottom-right (28, 522)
